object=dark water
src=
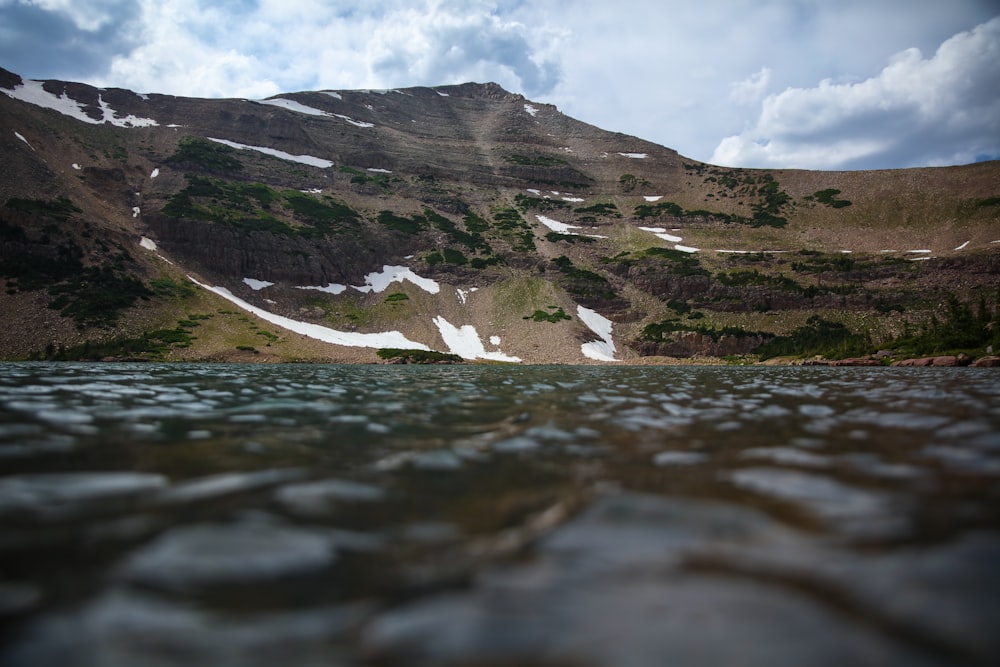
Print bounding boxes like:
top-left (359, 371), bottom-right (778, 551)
top-left (1, 362), bottom-right (998, 666)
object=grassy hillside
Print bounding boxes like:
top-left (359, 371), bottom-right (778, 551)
top-left (2, 68), bottom-right (998, 363)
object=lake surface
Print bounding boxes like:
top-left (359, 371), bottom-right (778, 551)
top-left (1, 362), bottom-right (998, 666)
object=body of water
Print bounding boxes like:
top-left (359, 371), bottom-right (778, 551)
top-left (1, 362), bottom-right (998, 666)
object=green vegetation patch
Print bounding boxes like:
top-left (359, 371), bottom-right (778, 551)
top-left (493, 207), bottom-right (527, 230)
top-left (491, 207), bottom-right (536, 253)
top-left (4, 196), bottom-right (81, 221)
top-left (385, 292), bottom-right (410, 303)
top-left (166, 137), bottom-right (243, 173)
top-left (1, 197), bottom-right (152, 327)
top-left (514, 194), bottom-right (572, 212)
top-left (377, 209), bottom-right (427, 235)
top-left (574, 202), bottom-right (621, 218)
top-left (284, 191), bottom-right (361, 231)
top-left (619, 174), bottom-right (649, 192)
top-left (33, 316), bottom-right (205, 361)
top-left (162, 177), bottom-right (291, 234)
top-left (464, 212), bottom-right (491, 233)
top-left (46, 267), bottom-right (152, 327)
top-left (150, 278), bottom-right (197, 299)
top-left (607, 247), bottom-right (709, 277)
top-left (812, 188), bottom-right (852, 208)
top-left (888, 293), bottom-right (1000, 356)
top-left (634, 201), bottom-right (684, 219)
top-left (546, 231), bottom-right (595, 244)
top-left (425, 208), bottom-right (492, 253)
top-left (377, 348), bottom-right (463, 364)
top-left (755, 316), bottom-right (867, 360)
top-left (524, 306), bottom-right (571, 323)
top-left (505, 154), bottom-right (569, 167)
top-left (552, 255), bottom-right (616, 301)
top-left (163, 176), bottom-right (362, 237)
top-left (339, 166), bottom-right (396, 192)
top-left (639, 318), bottom-right (762, 343)
top-left (716, 269), bottom-right (805, 292)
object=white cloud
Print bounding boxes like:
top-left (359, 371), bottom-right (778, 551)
top-left (21, 0), bottom-right (121, 31)
top-left (2, 0), bottom-right (998, 170)
top-left (711, 17), bottom-right (1000, 170)
top-left (363, 0), bottom-right (561, 94)
top-left (730, 67), bottom-right (772, 105)
top-left (89, 0), bottom-right (560, 98)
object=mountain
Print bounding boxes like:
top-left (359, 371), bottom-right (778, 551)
top-left (1, 66), bottom-right (998, 364)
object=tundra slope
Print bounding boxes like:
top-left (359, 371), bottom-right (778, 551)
top-left (1, 66), bottom-right (998, 363)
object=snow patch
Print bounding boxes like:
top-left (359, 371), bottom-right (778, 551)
top-left (353, 265), bottom-right (439, 294)
top-left (323, 91), bottom-right (342, 100)
top-left (189, 277), bottom-right (430, 351)
top-left (131, 207), bottom-right (140, 218)
top-left (562, 197), bottom-right (585, 203)
top-left (639, 226), bottom-right (683, 243)
top-left (4, 81), bottom-right (160, 128)
top-left (715, 249), bottom-right (787, 254)
top-left (295, 283), bottom-right (347, 295)
top-left (674, 244), bottom-right (699, 253)
top-left (435, 90), bottom-right (450, 97)
top-left (258, 98), bottom-right (328, 116)
top-left (536, 214), bottom-right (579, 234)
top-left (643, 196), bottom-right (663, 202)
top-left (14, 131), bottom-right (33, 150)
top-left (954, 241), bottom-right (970, 251)
top-left (618, 152), bottom-right (647, 159)
top-left (243, 278), bottom-right (274, 291)
top-left (577, 306), bottom-right (618, 362)
top-left (489, 335), bottom-right (501, 346)
top-left (96, 95), bottom-right (158, 127)
top-left (150, 168), bottom-right (159, 178)
top-left (524, 104), bottom-right (539, 116)
top-left (906, 249), bottom-right (932, 254)
top-left (333, 113), bottom-right (374, 128)
top-left (139, 237), bottom-right (173, 265)
top-left (537, 214), bottom-right (606, 239)
top-left (432, 316), bottom-right (520, 362)
top-left (207, 137), bottom-right (333, 168)
top-left (367, 167), bottom-right (392, 173)
top-left (72, 163), bottom-right (81, 170)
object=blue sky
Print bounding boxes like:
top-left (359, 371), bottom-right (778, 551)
top-left (1, 0), bottom-right (998, 170)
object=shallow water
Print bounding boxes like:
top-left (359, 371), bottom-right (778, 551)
top-left (1, 362), bottom-right (998, 665)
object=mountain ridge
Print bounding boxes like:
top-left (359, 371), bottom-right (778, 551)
top-left (2, 67), bottom-right (998, 363)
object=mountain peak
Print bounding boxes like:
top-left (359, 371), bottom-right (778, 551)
top-left (1, 68), bottom-right (998, 364)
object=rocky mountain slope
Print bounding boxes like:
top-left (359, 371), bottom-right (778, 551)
top-left (1, 66), bottom-right (998, 363)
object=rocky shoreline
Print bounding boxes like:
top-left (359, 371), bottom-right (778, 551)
top-left (801, 354), bottom-right (1000, 367)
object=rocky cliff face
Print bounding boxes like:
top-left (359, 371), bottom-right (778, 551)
top-left (1, 66), bottom-right (998, 363)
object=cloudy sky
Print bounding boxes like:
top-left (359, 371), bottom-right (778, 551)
top-left (2, 0), bottom-right (998, 171)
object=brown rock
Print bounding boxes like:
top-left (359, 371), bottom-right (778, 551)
top-left (972, 356), bottom-right (1000, 367)
top-left (931, 356), bottom-right (959, 367)
top-left (891, 357), bottom-right (933, 367)
top-left (829, 358), bottom-right (881, 367)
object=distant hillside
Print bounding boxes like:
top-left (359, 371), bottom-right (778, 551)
top-left (2, 66), bottom-right (998, 363)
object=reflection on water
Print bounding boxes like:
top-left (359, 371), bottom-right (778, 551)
top-left (1, 362), bottom-right (999, 665)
